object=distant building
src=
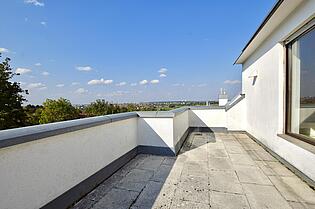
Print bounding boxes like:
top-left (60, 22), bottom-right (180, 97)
top-left (218, 88), bottom-right (228, 106)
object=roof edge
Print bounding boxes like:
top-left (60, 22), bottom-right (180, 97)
top-left (234, 0), bottom-right (284, 65)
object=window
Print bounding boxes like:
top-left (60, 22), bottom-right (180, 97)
top-left (286, 25), bottom-right (315, 144)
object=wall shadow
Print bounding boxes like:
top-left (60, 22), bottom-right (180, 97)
top-left (71, 112), bottom-right (227, 209)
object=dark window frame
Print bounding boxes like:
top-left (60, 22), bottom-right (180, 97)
top-left (285, 22), bottom-right (315, 146)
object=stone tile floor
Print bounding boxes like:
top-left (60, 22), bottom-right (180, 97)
top-left (72, 131), bottom-right (315, 209)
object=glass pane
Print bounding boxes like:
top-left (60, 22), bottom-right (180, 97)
top-left (290, 28), bottom-right (315, 140)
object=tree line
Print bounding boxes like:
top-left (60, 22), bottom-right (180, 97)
top-left (0, 54), bottom-right (171, 130)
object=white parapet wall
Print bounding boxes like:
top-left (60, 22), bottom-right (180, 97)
top-left (189, 107), bottom-right (227, 128)
top-left (137, 116), bottom-right (174, 151)
top-left (0, 103), bottom-right (252, 209)
top-left (0, 114), bottom-right (138, 209)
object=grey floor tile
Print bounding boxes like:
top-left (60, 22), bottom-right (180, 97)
top-left (271, 176), bottom-right (315, 204)
top-left (209, 157), bottom-right (234, 170)
top-left (267, 161), bottom-right (295, 177)
top-left (92, 188), bottom-right (138, 209)
top-left (234, 165), bottom-right (272, 185)
top-left (242, 184), bottom-right (292, 209)
top-left (131, 181), bottom-right (174, 209)
top-left (208, 148), bottom-right (228, 158)
top-left (122, 168), bottom-right (154, 183)
top-left (170, 199), bottom-right (211, 209)
top-left (210, 191), bottom-right (250, 209)
top-left (229, 154), bottom-right (256, 166)
top-left (209, 170), bottom-right (243, 194)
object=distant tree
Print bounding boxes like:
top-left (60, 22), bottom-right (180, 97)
top-left (24, 104), bottom-right (43, 125)
top-left (39, 98), bottom-right (79, 124)
top-left (0, 54), bottom-right (28, 130)
top-left (84, 99), bottom-right (111, 116)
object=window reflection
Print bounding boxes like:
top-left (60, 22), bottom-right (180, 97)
top-left (288, 27), bottom-right (315, 140)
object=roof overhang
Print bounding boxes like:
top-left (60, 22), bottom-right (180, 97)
top-left (234, 0), bottom-right (304, 64)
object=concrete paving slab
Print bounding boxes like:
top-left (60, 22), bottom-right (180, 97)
top-left (131, 181), bottom-right (175, 209)
top-left (242, 184), bottom-right (292, 209)
top-left (210, 191), bottom-right (250, 209)
top-left (151, 164), bottom-right (173, 182)
top-left (208, 148), bottom-right (228, 158)
top-left (208, 157), bottom-right (234, 170)
top-left (229, 154), bottom-right (256, 166)
top-left (225, 145), bottom-right (246, 154)
top-left (137, 156), bottom-right (164, 171)
top-left (255, 161), bottom-right (276, 176)
top-left (272, 176), bottom-right (315, 204)
top-left (267, 161), bottom-right (295, 177)
top-left (209, 170), bottom-right (243, 194)
top-left (92, 188), bottom-right (138, 209)
top-left (288, 201), bottom-right (315, 209)
top-left (234, 165), bottom-right (272, 185)
top-left (170, 199), bottom-right (211, 209)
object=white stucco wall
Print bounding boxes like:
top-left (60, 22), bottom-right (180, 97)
top-left (189, 109), bottom-right (227, 128)
top-left (173, 111), bottom-right (189, 146)
top-left (226, 99), bottom-right (246, 131)
top-left (137, 117), bottom-right (174, 151)
top-left (242, 0), bottom-right (315, 181)
top-left (0, 118), bottom-right (138, 209)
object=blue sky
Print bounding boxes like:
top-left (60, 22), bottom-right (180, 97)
top-left (0, 0), bottom-right (275, 104)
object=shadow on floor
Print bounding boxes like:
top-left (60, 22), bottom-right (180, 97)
top-left (71, 129), bottom-right (217, 209)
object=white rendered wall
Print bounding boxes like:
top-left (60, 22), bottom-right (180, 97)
top-left (227, 99), bottom-right (246, 131)
top-left (189, 109), bottom-right (227, 128)
top-left (0, 118), bottom-right (138, 209)
top-left (137, 117), bottom-right (174, 151)
top-left (173, 111), bottom-right (189, 146)
top-left (242, 0), bottom-right (315, 181)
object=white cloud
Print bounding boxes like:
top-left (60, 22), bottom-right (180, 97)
top-left (197, 83), bottom-right (207, 87)
top-left (130, 83), bottom-right (137, 86)
top-left (76, 66), bottom-right (93, 72)
top-left (158, 67), bottom-right (168, 73)
top-left (88, 78), bottom-right (113, 85)
top-left (224, 80), bottom-right (241, 85)
top-left (75, 88), bottom-right (88, 94)
top-left (35, 63), bottom-right (41, 66)
top-left (139, 80), bottom-right (148, 85)
top-left (27, 82), bottom-right (46, 89)
top-left (41, 71), bottom-right (50, 76)
top-left (40, 21), bottom-right (47, 26)
top-left (24, 0), bottom-right (44, 6)
top-left (16, 68), bottom-right (32, 75)
top-left (116, 81), bottom-right (127, 86)
top-left (172, 83), bottom-right (184, 87)
top-left (106, 91), bottom-right (129, 97)
top-left (56, 84), bottom-right (65, 88)
top-left (150, 79), bottom-right (159, 84)
top-left (159, 73), bottom-right (167, 78)
top-left (71, 82), bottom-right (80, 86)
top-left (0, 48), bottom-right (9, 53)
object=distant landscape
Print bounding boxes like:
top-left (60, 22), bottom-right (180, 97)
top-left (0, 54), bottom-right (217, 130)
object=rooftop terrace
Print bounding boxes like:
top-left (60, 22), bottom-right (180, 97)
top-left (1, 102), bottom-right (315, 209)
top-left (72, 130), bottom-right (315, 209)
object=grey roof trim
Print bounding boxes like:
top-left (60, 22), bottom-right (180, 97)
top-left (137, 111), bottom-right (175, 118)
top-left (0, 112), bottom-right (138, 149)
top-left (189, 106), bottom-right (226, 110)
top-left (234, 0), bottom-right (284, 64)
top-left (225, 94), bottom-right (245, 111)
top-left (170, 107), bottom-right (190, 116)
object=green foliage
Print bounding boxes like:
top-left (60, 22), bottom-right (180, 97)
top-left (0, 54), bottom-right (28, 130)
top-left (24, 105), bottom-right (43, 126)
top-left (84, 99), bottom-right (124, 116)
top-left (39, 98), bottom-right (80, 124)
